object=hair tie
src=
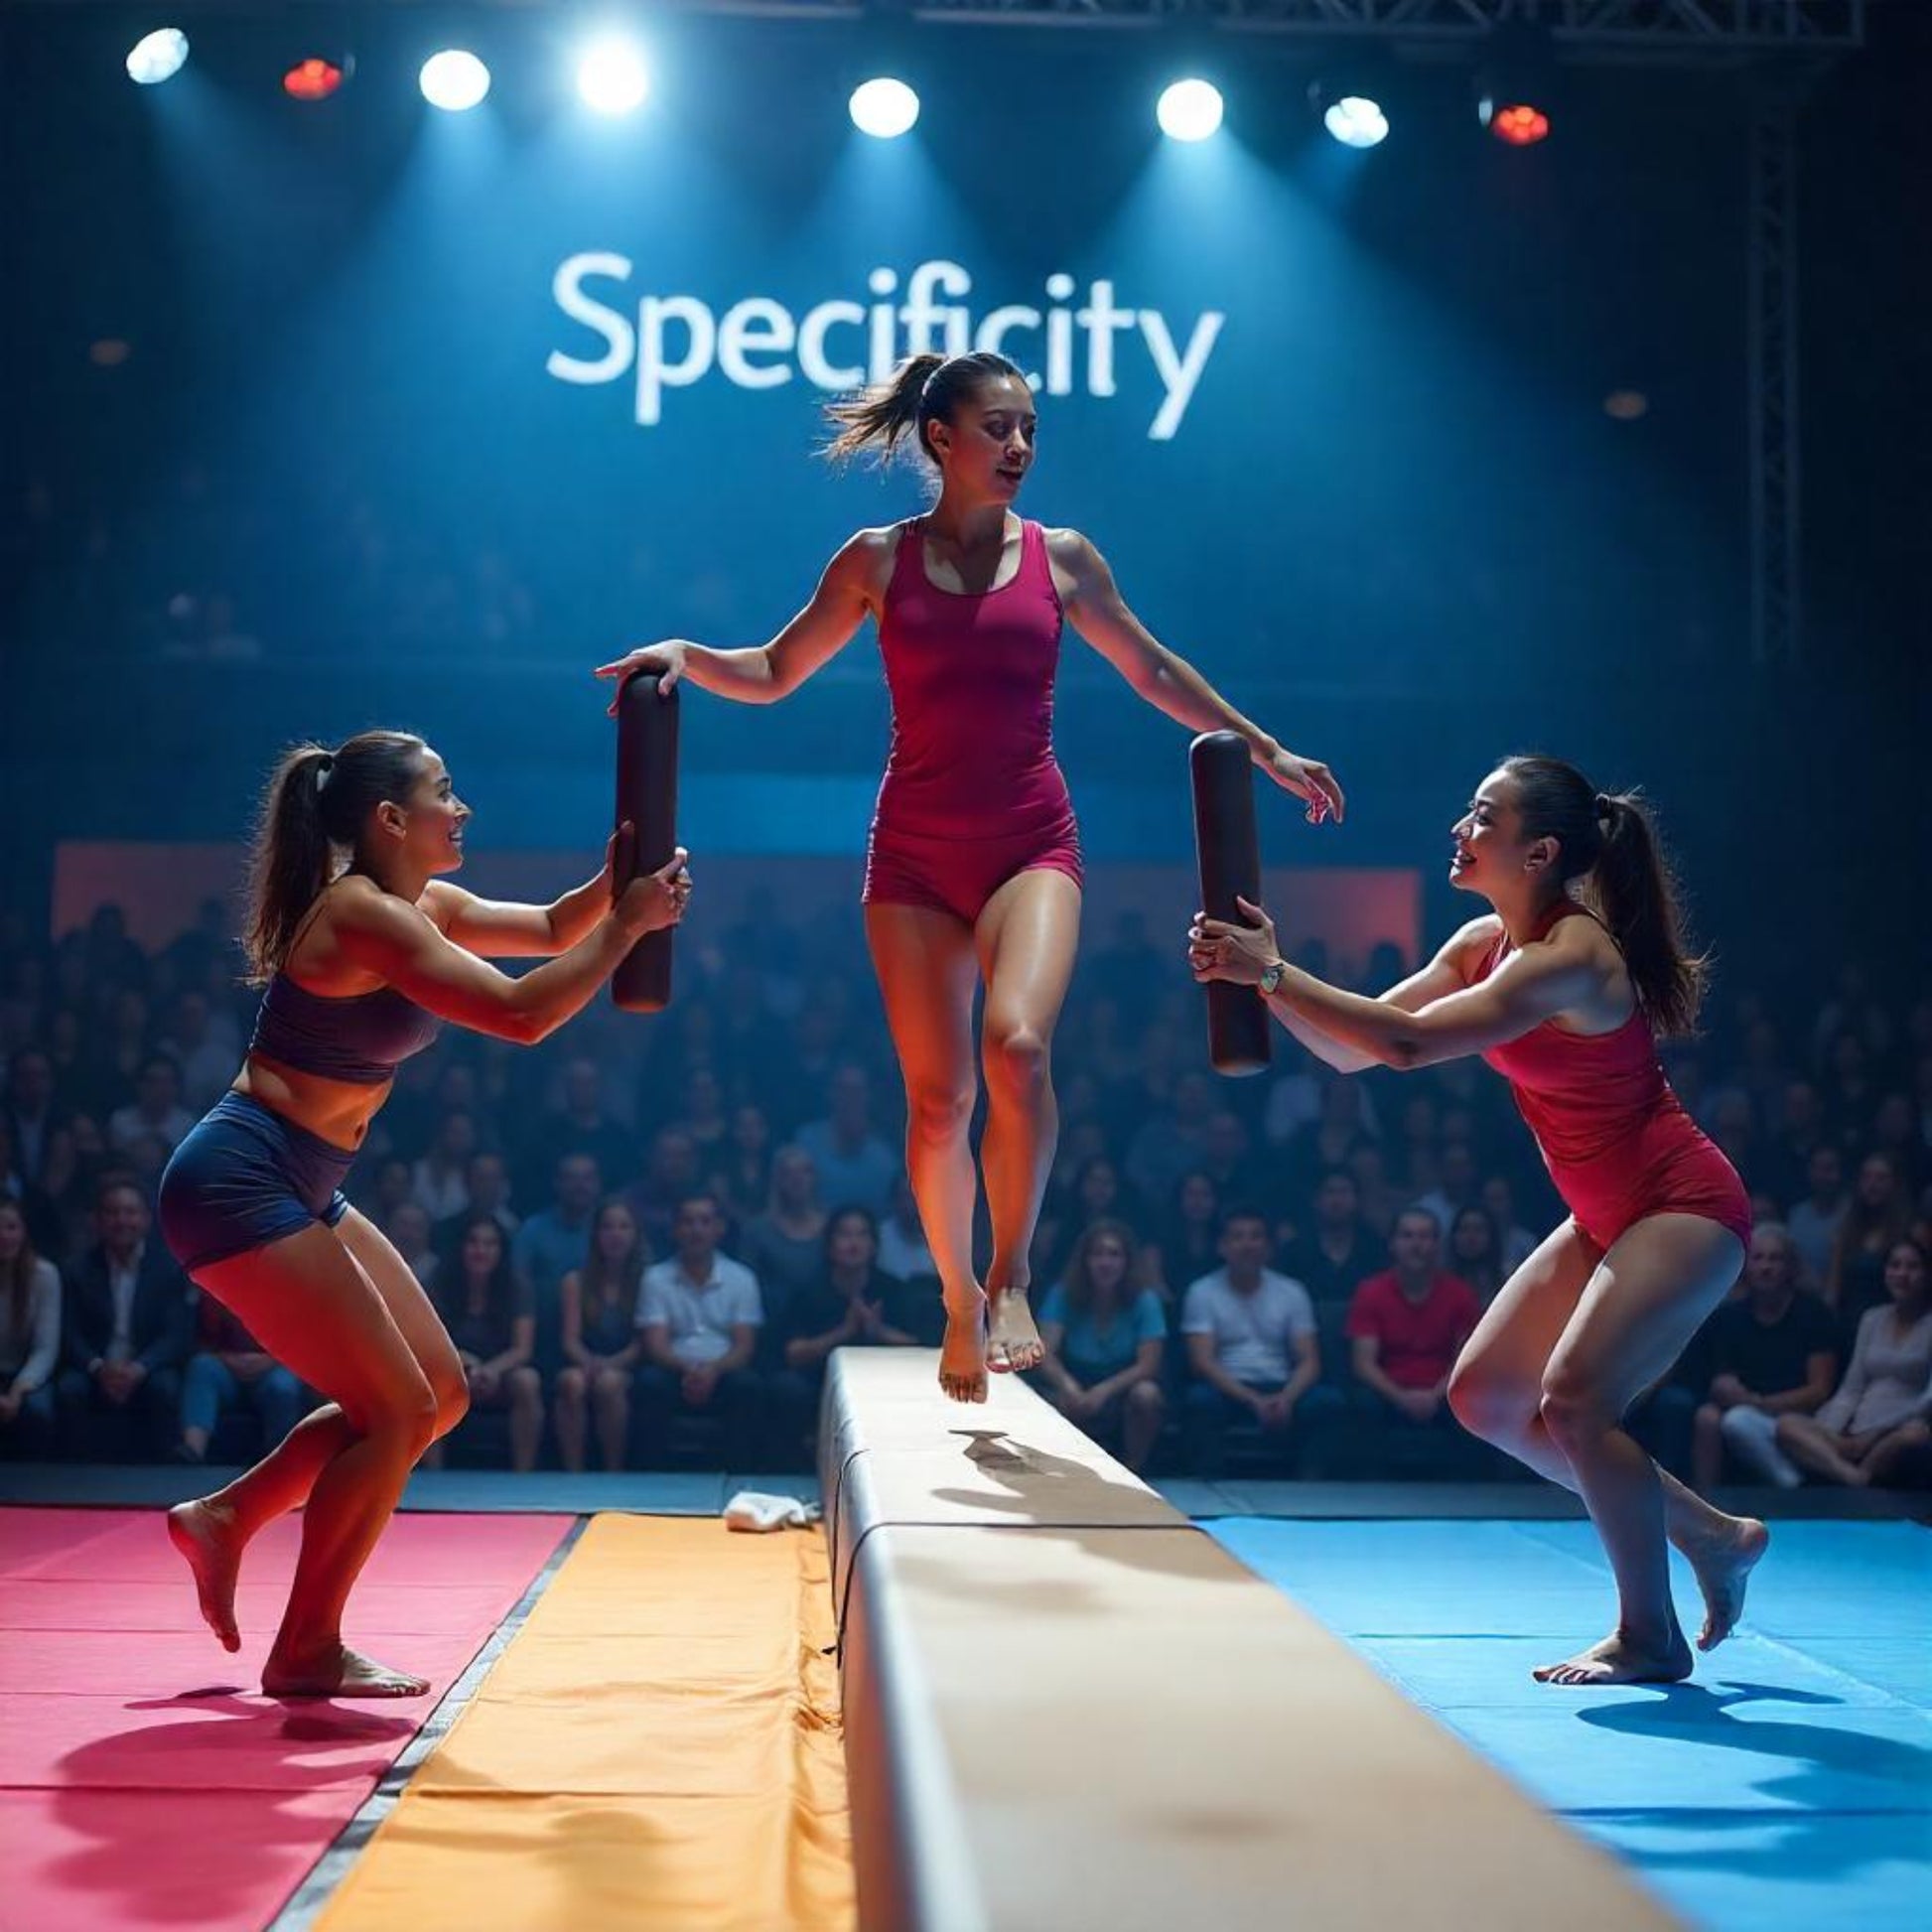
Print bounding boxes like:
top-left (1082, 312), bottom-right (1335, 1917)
top-left (1593, 791), bottom-right (1614, 826)
top-left (315, 754), bottom-right (336, 791)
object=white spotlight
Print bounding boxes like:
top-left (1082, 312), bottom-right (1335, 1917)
top-left (1157, 77), bottom-right (1223, 143)
top-left (126, 28), bottom-right (189, 86)
top-left (850, 76), bottom-right (919, 139)
top-left (1322, 95), bottom-right (1389, 149)
top-left (421, 50), bottom-right (490, 112)
top-left (577, 39), bottom-right (649, 116)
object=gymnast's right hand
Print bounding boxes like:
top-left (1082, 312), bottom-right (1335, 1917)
top-left (615, 847), bottom-right (692, 936)
top-left (596, 640), bottom-right (690, 711)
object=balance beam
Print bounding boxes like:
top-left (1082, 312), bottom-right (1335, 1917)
top-left (821, 1348), bottom-right (1680, 1932)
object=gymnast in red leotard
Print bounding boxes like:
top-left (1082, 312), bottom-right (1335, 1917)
top-left (1190, 755), bottom-right (1768, 1687)
top-left (599, 349), bottom-right (1343, 1405)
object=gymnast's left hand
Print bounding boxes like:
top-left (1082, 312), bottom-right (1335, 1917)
top-left (1259, 745), bottom-right (1344, 826)
top-left (1188, 895), bottom-right (1280, 988)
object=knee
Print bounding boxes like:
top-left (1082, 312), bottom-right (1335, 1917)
top-left (431, 1374), bottom-right (470, 1441)
top-left (508, 1365), bottom-right (543, 1410)
top-left (1537, 1371), bottom-right (1608, 1451)
top-left (357, 1377), bottom-right (440, 1459)
top-left (556, 1366), bottom-right (587, 1403)
top-left (985, 1024), bottom-right (1049, 1097)
top-left (1447, 1359), bottom-right (1525, 1445)
top-left (592, 1366), bottom-right (629, 1403)
top-left (1126, 1380), bottom-right (1166, 1417)
top-left (1694, 1403), bottom-right (1723, 1433)
top-left (907, 1079), bottom-right (976, 1144)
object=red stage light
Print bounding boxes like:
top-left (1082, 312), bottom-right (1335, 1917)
top-left (283, 58), bottom-right (345, 102)
top-left (1489, 102), bottom-right (1550, 147)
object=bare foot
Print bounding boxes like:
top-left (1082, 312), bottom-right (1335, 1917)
top-left (939, 1294), bottom-right (989, 1405)
top-left (263, 1643), bottom-right (431, 1700)
top-left (1533, 1628), bottom-right (1694, 1687)
top-left (1686, 1513), bottom-right (1769, 1651)
top-left (987, 1285), bottom-right (1044, 1374)
top-left (167, 1499), bottom-right (244, 1653)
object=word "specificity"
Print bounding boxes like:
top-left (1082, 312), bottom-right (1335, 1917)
top-left (546, 256), bottom-right (1226, 441)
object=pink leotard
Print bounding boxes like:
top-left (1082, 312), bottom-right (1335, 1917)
top-left (1474, 901), bottom-right (1751, 1251)
top-left (862, 516), bottom-right (1083, 924)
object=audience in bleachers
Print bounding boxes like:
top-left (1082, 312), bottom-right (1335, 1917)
top-left (2, 895), bottom-right (1928, 1489)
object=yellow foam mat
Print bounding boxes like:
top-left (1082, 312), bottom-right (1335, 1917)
top-left (315, 1516), bottom-right (853, 1932)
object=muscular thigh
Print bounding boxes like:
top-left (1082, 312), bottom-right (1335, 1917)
top-left (865, 903), bottom-right (981, 1093)
top-left (1454, 1217), bottom-right (1601, 1396)
top-left (193, 1224), bottom-right (432, 1425)
top-left (1546, 1213), bottom-right (1744, 1418)
top-left (334, 1205), bottom-right (466, 1397)
top-left (975, 867), bottom-right (1081, 1046)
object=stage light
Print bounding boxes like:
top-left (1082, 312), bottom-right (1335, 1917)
top-left (283, 57), bottom-right (347, 103)
top-left (1157, 78), bottom-right (1223, 143)
top-left (421, 50), bottom-right (490, 112)
top-left (577, 39), bottom-right (649, 116)
top-left (850, 76), bottom-right (919, 139)
top-left (1322, 95), bottom-right (1388, 150)
top-left (1484, 100), bottom-right (1551, 147)
top-left (126, 29), bottom-right (189, 86)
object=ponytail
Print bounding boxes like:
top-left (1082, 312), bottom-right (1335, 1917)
top-left (819, 349), bottom-right (1025, 470)
top-left (1499, 755), bottom-right (1709, 1036)
top-left (241, 730), bottom-right (429, 984)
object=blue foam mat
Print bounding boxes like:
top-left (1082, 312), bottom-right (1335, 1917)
top-left (1209, 1517), bottom-right (1932, 1931)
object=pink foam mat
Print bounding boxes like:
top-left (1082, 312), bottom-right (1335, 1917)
top-left (0, 1506), bottom-right (571, 1931)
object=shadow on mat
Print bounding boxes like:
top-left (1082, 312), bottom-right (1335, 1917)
top-left (42, 1695), bottom-right (419, 1923)
top-left (1575, 1680), bottom-right (1932, 1846)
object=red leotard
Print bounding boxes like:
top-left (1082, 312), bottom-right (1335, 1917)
top-left (862, 516), bottom-right (1084, 924)
top-left (1474, 901), bottom-right (1750, 1251)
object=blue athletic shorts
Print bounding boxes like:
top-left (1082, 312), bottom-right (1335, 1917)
top-left (158, 1092), bottom-right (355, 1273)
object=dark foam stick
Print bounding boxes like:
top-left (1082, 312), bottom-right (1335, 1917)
top-left (613, 669), bottom-right (680, 1013)
top-left (1190, 730), bottom-right (1273, 1077)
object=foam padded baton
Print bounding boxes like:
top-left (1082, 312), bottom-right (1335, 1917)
top-left (613, 669), bottom-right (680, 1013)
top-left (1190, 729), bottom-right (1272, 1076)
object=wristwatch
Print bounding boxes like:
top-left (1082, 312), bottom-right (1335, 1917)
top-left (1258, 958), bottom-right (1289, 997)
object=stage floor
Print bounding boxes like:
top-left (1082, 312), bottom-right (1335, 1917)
top-left (1213, 1516), bottom-right (1932, 1932)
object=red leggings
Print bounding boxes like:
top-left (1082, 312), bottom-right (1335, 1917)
top-left (863, 814), bottom-right (1083, 926)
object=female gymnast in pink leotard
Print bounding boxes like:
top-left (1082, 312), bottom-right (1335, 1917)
top-left (1190, 755), bottom-right (1767, 1685)
top-left (599, 350), bottom-right (1343, 1404)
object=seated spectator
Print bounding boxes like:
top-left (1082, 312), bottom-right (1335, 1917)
top-left (1153, 1171), bottom-right (1222, 1303)
top-left (1777, 1237), bottom-right (1932, 1487)
top-left (107, 1052), bottom-right (195, 1157)
top-left (513, 1151), bottom-right (604, 1362)
top-left (1037, 1218), bottom-right (1168, 1473)
top-left (57, 1179), bottom-right (192, 1459)
top-left (0, 1198), bottom-right (61, 1457)
top-left (1346, 1143), bottom-right (1404, 1242)
top-left (1446, 1203), bottom-right (1506, 1305)
top-left (1478, 1174), bottom-right (1539, 1276)
top-left (1344, 1209), bottom-right (1484, 1475)
top-left (796, 1065), bottom-right (898, 1218)
top-left (1181, 1207), bottom-right (1340, 1479)
top-left (0, 1117), bottom-right (64, 1258)
top-left (1035, 1155), bottom-right (1141, 1289)
top-left (556, 1199), bottom-right (648, 1473)
top-left (1412, 1141), bottom-right (1482, 1244)
top-left (634, 1193), bottom-right (763, 1469)
top-left (767, 1206), bottom-right (931, 1466)
top-left (5, 1044), bottom-right (73, 1191)
top-left (680, 1066), bottom-right (732, 1167)
top-left (433, 1149), bottom-right (517, 1269)
top-left (621, 1127), bottom-right (704, 1256)
top-left (1199, 1109), bottom-right (1267, 1209)
top-left (739, 1146), bottom-right (829, 1345)
top-left (877, 1172), bottom-right (935, 1284)
top-left (177, 1294), bottom-right (307, 1465)
top-left (156, 990), bottom-right (234, 1114)
top-left (1826, 1152), bottom-right (1913, 1339)
top-left (709, 1103), bottom-right (774, 1226)
top-left (1125, 1070), bottom-right (1214, 1208)
top-left (1283, 1078), bottom-right (1373, 1207)
top-left (411, 1108), bottom-right (479, 1223)
top-left (519, 1055), bottom-right (634, 1204)
top-left (1692, 1222), bottom-right (1839, 1491)
top-left (384, 1200), bottom-right (440, 1287)
top-left (429, 1214), bottom-right (542, 1472)
top-left (1786, 1144), bottom-right (1848, 1291)
top-left (1283, 1169), bottom-right (1378, 1307)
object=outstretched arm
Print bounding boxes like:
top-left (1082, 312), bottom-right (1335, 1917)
top-left (1054, 529), bottom-right (1344, 824)
top-left (1192, 897), bottom-right (1596, 1072)
top-left (595, 531), bottom-right (881, 708)
top-left (424, 826), bottom-right (635, 959)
